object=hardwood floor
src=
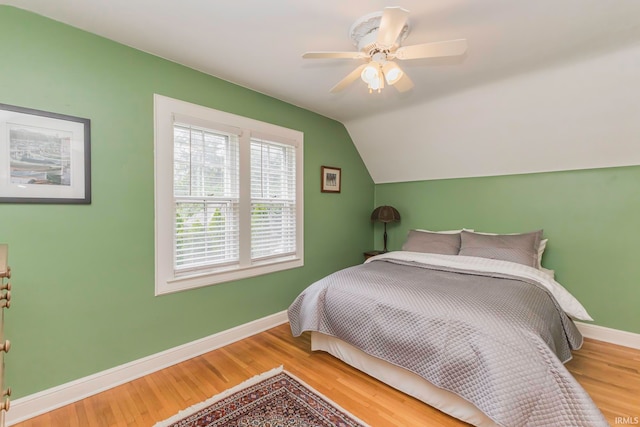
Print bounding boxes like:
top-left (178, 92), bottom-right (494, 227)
top-left (13, 323), bottom-right (640, 426)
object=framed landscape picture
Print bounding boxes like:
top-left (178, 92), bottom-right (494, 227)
top-left (0, 103), bottom-right (91, 204)
top-left (321, 166), bottom-right (341, 193)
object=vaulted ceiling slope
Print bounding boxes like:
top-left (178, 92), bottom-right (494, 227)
top-left (3, 1), bottom-right (640, 183)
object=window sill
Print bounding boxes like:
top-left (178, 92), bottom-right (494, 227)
top-left (155, 257), bottom-right (304, 296)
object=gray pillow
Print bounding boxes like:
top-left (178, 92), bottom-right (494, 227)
top-left (402, 230), bottom-right (461, 255)
top-left (459, 230), bottom-right (543, 267)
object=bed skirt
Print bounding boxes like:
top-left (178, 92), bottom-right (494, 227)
top-left (311, 331), bottom-right (499, 427)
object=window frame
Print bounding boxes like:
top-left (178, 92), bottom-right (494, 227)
top-left (154, 94), bottom-right (304, 295)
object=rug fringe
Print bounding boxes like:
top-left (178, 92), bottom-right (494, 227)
top-left (153, 365), bottom-right (284, 427)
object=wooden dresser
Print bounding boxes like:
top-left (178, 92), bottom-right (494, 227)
top-left (0, 245), bottom-right (10, 426)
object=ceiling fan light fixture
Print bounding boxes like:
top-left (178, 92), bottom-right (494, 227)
top-left (369, 74), bottom-right (381, 91)
top-left (360, 64), bottom-right (378, 84)
top-left (382, 62), bottom-right (403, 85)
top-left (368, 67), bottom-right (384, 93)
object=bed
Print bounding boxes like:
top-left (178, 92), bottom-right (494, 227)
top-left (288, 229), bottom-right (608, 426)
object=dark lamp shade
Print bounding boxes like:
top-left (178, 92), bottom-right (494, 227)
top-left (370, 205), bottom-right (401, 223)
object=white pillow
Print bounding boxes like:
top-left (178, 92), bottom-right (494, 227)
top-left (540, 267), bottom-right (554, 279)
top-left (537, 239), bottom-right (548, 269)
top-left (414, 228), bottom-right (474, 234)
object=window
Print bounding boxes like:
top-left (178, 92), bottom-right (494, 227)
top-left (154, 95), bottom-right (303, 295)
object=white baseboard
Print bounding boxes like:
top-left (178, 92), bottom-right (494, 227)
top-left (6, 310), bottom-right (289, 426)
top-left (575, 321), bottom-right (640, 350)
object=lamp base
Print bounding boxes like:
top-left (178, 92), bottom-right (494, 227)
top-left (383, 225), bottom-right (388, 252)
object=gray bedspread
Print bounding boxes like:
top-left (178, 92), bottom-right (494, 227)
top-left (288, 254), bottom-right (607, 426)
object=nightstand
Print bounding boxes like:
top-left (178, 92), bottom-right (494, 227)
top-left (363, 250), bottom-right (384, 262)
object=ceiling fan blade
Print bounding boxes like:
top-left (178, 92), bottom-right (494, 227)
top-left (303, 51), bottom-right (366, 59)
top-left (376, 7), bottom-right (410, 48)
top-left (393, 72), bottom-right (414, 93)
top-left (395, 39), bottom-right (468, 60)
top-left (330, 63), bottom-right (368, 93)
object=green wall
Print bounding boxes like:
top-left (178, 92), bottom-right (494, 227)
top-left (374, 166), bottom-right (640, 334)
top-left (0, 6), bottom-right (374, 398)
top-left (3, 3), bottom-right (637, 403)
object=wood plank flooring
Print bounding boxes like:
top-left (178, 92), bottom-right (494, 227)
top-left (13, 323), bottom-right (640, 426)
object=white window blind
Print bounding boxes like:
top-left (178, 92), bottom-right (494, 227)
top-left (154, 94), bottom-right (303, 294)
top-left (250, 138), bottom-right (296, 260)
top-left (173, 124), bottom-right (239, 274)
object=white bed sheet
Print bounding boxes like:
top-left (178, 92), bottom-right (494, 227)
top-left (311, 331), bottom-right (499, 427)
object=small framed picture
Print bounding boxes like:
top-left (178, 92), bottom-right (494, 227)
top-left (321, 166), bottom-right (341, 193)
top-left (0, 103), bottom-right (91, 204)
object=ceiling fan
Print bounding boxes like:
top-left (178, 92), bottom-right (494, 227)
top-left (302, 7), bottom-right (467, 94)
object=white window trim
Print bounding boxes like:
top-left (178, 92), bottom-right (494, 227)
top-left (154, 94), bottom-right (304, 295)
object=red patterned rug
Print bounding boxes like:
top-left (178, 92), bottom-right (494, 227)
top-left (154, 366), bottom-right (369, 427)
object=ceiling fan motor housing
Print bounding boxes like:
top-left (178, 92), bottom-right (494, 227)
top-left (349, 11), bottom-right (410, 54)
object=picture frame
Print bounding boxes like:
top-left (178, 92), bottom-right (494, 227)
top-left (321, 166), bottom-right (341, 193)
top-left (0, 103), bottom-right (91, 204)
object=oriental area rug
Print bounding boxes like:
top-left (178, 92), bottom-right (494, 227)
top-left (154, 366), bottom-right (370, 427)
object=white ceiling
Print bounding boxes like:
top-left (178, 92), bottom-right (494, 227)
top-left (4, 1), bottom-right (640, 184)
top-left (4, 0), bottom-right (640, 123)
